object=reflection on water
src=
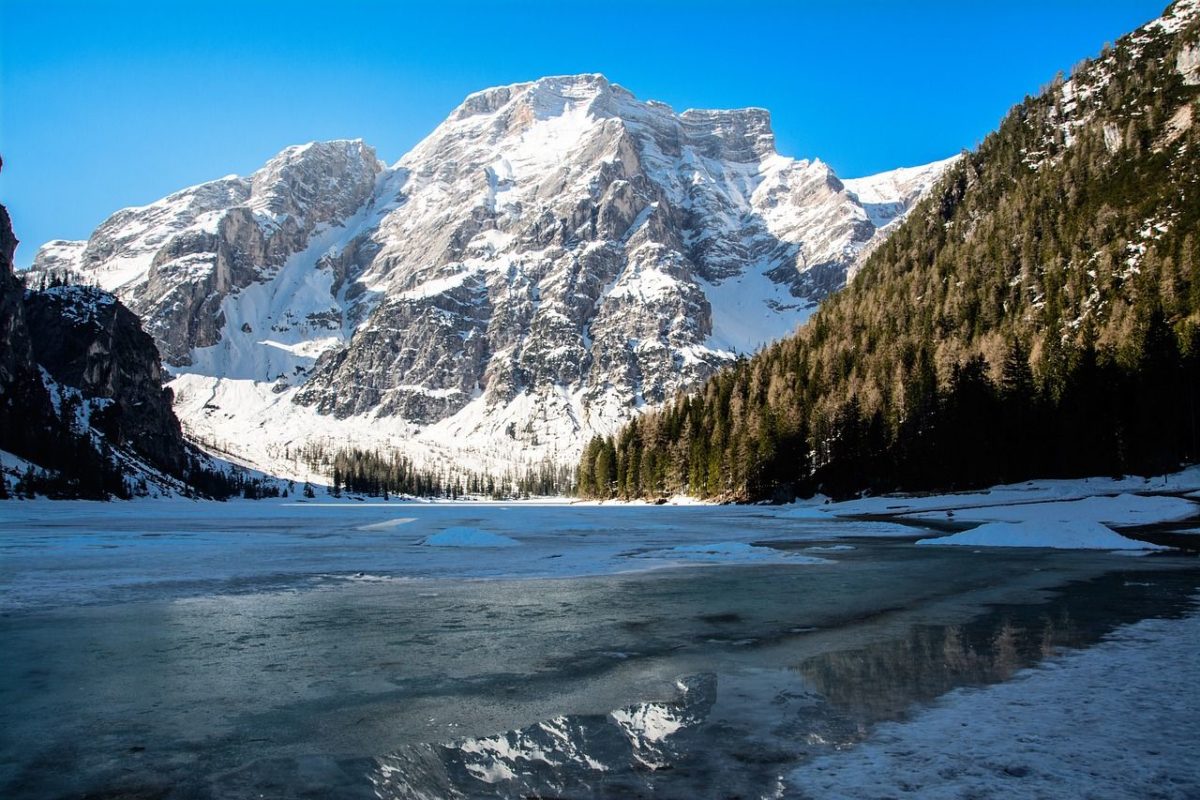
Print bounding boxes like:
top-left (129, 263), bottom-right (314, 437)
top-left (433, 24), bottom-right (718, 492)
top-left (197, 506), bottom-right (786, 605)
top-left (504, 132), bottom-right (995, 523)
top-left (3, 547), bottom-right (1198, 800)
top-left (795, 610), bottom-right (1082, 727)
top-left (368, 571), bottom-right (1199, 800)
top-left (374, 675), bottom-right (717, 799)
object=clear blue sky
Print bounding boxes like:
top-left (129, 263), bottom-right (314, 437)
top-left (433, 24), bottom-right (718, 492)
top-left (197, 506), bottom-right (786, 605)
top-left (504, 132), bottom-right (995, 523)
top-left (0, 0), bottom-right (1168, 266)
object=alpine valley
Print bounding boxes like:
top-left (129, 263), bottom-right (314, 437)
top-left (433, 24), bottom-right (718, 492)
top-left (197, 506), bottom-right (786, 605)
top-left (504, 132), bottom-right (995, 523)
top-left (26, 75), bottom-right (953, 483)
top-left (5, 5), bottom-right (1200, 800)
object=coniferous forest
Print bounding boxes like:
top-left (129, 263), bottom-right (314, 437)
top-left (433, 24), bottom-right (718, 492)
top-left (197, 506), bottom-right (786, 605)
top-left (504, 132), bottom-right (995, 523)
top-left (579, 7), bottom-right (1200, 501)
top-left (302, 445), bottom-right (575, 500)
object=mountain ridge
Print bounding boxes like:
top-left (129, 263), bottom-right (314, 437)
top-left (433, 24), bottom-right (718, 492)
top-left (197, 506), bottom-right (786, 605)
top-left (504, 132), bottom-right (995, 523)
top-left (29, 74), bottom-right (954, 479)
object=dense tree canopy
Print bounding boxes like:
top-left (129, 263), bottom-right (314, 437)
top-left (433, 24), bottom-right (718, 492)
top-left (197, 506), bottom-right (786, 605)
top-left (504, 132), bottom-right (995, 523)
top-left (580, 6), bottom-right (1200, 501)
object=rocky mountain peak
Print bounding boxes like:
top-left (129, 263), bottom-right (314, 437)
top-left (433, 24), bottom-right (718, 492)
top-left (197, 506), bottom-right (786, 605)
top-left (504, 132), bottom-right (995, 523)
top-left (450, 73), bottom-right (625, 122)
top-left (29, 77), bottom-right (955, 478)
top-left (679, 107), bottom-right (776, 162)
top-left (249, 138), bottom-right (382, 220)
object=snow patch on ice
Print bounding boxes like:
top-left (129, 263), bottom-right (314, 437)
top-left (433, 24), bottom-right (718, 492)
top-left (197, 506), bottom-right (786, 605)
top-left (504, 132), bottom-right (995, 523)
top-left (916, 520), bottom-right (1167, 550)
top-left (356, 517), bottom-right (416, 531)
top-left (779, 503), bottom-right (835, 519)
top-left (422, 527), bottom-right (521, 548)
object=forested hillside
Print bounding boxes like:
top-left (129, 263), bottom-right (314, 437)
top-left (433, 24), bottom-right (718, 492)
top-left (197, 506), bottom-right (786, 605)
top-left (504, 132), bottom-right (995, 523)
top-left (578, 1), bottom-right (1200, 501)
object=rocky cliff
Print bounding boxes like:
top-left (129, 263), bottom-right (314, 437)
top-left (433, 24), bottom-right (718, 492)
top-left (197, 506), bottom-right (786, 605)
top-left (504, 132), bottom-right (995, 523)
top-left (2, 175), bottom-right (209, 495)
top-left (23, 285), bottom-right (187, 476)
top-left (0, 194), bottom-right (59, 466)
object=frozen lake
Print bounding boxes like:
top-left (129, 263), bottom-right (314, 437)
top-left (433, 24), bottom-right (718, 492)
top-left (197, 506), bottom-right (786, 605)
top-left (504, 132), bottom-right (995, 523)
top-left (1, 500), bottom-right (1197, 798)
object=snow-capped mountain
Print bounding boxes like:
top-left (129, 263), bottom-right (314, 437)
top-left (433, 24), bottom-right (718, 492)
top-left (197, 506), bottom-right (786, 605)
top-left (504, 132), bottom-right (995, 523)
top-left (31, 74), bottom-right (952, 476)
top-left (841, 156), bottom-right (958, 278)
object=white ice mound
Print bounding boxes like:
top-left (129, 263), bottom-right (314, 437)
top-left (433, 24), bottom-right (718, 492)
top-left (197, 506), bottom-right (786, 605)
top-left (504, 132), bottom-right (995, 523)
top-left (780, 503), bottom-right (833, 519)
top-left (422, 527), bottom-right (521, 548)
top-left (916, 520), bottom-right (1168, 550)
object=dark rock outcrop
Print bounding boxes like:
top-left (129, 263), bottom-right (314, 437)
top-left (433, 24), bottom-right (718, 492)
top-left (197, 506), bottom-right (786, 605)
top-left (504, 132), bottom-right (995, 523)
top-left (0, 198), bottom-right (60, 462)
top-left (1, 178), bottom-right (197, 496)
top-left (24, 285), bottom-right (187, 475)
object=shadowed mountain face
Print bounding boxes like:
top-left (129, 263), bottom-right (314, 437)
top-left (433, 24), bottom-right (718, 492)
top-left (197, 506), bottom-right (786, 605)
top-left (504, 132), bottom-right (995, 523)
top-left (0, 200), bottom-right (57, 465)
top-left (30, 76), bottom-right (951, 473)
top-left (1, 186), bottom-right (199, 496)
top-left (23, 285), bottom-right (187, 476)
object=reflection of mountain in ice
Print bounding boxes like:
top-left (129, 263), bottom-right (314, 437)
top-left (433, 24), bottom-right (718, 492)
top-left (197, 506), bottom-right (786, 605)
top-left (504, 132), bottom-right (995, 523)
top-left (371, 674), bottom-right (718, 799)
top-left (364, 569), bottom-right (1200, 800)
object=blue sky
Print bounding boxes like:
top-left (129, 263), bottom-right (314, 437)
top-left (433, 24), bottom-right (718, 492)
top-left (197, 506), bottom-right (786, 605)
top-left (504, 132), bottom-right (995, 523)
top-left (0, 0), bottom-right (1167, 266)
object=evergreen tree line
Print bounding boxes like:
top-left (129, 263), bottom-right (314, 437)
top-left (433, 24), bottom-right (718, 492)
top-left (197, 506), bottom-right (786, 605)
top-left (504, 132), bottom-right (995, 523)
top-left (579, 8), bottom-right (1200, 501)
top-left (304, 445), bottom-right (574, 499)
top-left (578, 321), bottom-right (1200, 501)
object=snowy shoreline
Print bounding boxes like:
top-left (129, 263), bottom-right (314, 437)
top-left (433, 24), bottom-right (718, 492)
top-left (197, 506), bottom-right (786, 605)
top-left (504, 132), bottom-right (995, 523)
top-left (788, 594), bottom-right (1200, 799)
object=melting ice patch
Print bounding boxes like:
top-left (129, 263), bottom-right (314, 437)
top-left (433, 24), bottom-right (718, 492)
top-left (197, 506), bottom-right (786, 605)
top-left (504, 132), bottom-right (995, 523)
top-left (635, 541), bottom-right (830, 564)
top-left (422, 527), bottom-right (521, 548)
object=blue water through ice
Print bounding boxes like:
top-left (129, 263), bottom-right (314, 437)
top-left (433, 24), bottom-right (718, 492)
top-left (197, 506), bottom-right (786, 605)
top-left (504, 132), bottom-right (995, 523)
top-left (0, 501), bottom-right (1196, 798)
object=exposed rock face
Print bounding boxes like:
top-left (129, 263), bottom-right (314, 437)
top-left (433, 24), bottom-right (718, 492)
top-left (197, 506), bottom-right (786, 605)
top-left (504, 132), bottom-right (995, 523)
top-left (30, 75), bottom-right (953, 471)
top-left (23, 286), bottom-right (187, 475)
top-left (2, 179), bottom-right (197, 495)
top-left (33, 140), bottom-right (383, 366)
top-left (0, 201), bottom-right (57, 456)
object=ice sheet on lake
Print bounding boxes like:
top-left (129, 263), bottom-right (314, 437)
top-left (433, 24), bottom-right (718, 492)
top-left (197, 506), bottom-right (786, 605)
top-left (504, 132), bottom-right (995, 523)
top-left (0, 501), bottom-right (887, 608)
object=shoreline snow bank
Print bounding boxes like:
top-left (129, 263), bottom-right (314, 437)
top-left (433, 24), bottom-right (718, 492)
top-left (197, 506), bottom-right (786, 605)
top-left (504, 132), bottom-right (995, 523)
top-left (916, 520), bottom-right (1168, 550)
top-left (789, 596), bottom-right (1200, 798)
top-left (909, 493), bottom-right (1198, 527)
top-left (811, 466), bottom-right (1200, 519)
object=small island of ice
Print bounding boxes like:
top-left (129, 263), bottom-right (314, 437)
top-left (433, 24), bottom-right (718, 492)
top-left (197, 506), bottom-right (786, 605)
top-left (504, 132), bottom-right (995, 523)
top-left (422, 527), bottom-right (521, 548)
top-left (916, 520), bottom-right (1167, 550)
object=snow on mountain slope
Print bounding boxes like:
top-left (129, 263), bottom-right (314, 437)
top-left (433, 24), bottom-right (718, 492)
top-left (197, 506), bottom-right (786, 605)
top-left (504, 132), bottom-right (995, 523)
top-left (841, 155), bottom-right (960, 277)
top-left (842, 156), bottom-right (959, 231)
top-left (31, 75), bottom-right (951, 476)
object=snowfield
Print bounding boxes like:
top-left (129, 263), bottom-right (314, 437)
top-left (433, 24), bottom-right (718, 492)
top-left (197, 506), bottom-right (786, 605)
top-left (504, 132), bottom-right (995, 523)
top-left (777, 468), bottom-right (1200, 550)
top-left (802, 467), bottom-right (1200, 518)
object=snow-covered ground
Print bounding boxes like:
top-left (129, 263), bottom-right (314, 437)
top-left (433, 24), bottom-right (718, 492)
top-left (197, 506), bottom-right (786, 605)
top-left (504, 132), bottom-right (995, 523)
top-left (798, 468), bottom-right (1200, 518)
top-left (776, 468), bottom-right (1200, 550)
top-left (788, 595), bottom-right (1200, 800)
